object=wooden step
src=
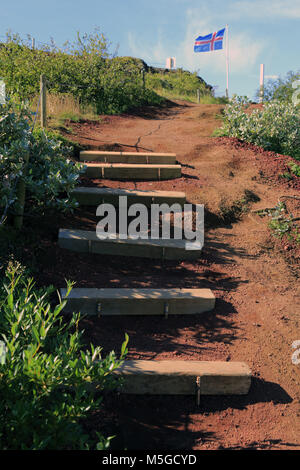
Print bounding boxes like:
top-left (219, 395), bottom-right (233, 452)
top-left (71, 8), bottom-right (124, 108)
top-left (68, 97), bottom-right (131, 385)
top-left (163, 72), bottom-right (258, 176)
top-left (71, 187), bottom-right (186, 207)
top-left (60, 288), bottom-right (215, 317)
top-left (83, 163), bottom-right (181, 180)
top-left (58, 229), bottom-right (202, 260)
top-left (114, 361), bottom-right (251, 395)
top-left (80, 150), bottom-right (177, 164)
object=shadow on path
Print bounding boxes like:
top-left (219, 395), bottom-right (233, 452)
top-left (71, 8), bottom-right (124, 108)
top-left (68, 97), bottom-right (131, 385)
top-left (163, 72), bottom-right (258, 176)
top-left (106, 377), bottom-right (292, 450)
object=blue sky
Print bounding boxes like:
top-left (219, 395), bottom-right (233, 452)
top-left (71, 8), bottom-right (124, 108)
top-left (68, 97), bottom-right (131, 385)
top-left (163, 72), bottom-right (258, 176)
top-left (1, 0), bottom-right (299, 99)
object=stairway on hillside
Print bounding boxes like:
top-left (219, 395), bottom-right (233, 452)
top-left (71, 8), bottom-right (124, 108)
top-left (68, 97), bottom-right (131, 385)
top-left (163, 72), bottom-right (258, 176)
top-left (58, 149), bottom-right (251, 400)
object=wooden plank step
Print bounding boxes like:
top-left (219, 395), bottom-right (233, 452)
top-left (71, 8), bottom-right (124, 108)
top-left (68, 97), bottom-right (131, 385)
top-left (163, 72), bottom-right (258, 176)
top-left (80, 150), bottom-right (177, 164)
top-left (58, 229), bottom-right (202, 260)
top-left (114, 361), bottom-right (251, 395)
top-left (71, 187), bottom-right (186, 207)
top-left (83, 163), bottom-right (181, 180)
top-left (60, 288), bottom-right (215, 317)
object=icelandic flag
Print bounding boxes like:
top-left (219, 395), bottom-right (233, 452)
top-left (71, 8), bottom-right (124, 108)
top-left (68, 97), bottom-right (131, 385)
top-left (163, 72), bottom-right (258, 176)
top-left (194, 28), bottom-right (225, 52)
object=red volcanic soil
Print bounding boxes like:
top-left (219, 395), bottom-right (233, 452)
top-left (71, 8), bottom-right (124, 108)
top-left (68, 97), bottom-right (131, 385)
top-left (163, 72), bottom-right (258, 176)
top-left (28, 101), bottom-right (300, 449)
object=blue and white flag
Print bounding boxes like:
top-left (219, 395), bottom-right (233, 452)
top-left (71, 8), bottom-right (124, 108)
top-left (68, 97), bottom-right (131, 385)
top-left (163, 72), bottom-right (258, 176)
top-left (194, 28), bottom-right (225, 53)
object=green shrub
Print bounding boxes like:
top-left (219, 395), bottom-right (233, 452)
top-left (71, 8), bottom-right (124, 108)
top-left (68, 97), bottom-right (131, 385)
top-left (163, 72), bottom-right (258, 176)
top-left (0, 102), bottom-right (83, 224)
top-left (288, 161), bottom-right (300, 177)
top-left (0, 262), bottom-right (128, 449)
top-left (1, 30), bottom-right (214, 113)
top-left (145, 68), bottom-right (212, 101)
top-left (199, 95), bottom-right (228, 104)
top-left (216, 95), bottom-right (300, 159)
top-left (98, 57), bottom-right (163, 113)
top-left (0, 31), bottom-right (163, 114)
top-left (0, 30), bottom-right (109, 106)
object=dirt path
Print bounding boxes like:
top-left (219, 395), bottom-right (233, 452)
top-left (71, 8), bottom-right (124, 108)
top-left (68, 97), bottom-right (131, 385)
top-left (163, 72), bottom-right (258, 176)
top-left (50, 101), bottom-right (300, 450)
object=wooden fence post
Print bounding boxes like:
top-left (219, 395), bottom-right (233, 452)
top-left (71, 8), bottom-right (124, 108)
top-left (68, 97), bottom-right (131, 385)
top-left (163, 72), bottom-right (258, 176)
top-left (13, 152), bottom-right (30, 230)
top-left (40, 74), bottom-right (47, 128)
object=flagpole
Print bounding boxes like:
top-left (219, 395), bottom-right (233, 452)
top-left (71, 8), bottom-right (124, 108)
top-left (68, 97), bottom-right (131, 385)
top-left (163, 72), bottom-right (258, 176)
top-left (225, 24), bottom-right (229, 99)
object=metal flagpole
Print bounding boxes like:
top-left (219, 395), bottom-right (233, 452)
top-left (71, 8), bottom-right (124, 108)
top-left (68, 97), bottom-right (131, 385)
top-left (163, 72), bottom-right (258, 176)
top-left (225, 24), bottom-right (229, 99)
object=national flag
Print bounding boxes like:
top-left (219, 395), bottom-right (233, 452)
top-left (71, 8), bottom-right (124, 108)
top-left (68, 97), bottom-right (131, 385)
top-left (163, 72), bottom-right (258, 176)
top-left (194, 28), bottom-right (225, 53)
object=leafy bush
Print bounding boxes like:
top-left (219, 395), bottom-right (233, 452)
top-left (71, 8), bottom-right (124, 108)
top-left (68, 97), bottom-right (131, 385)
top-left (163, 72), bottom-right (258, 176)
top-left (98, 57), bottom-right (163, 113)
top-left (0, 262), bottom-right (128, 449)
top-left (0, 30), bottom-right (109, 106)
top-left (0, 102), bottom-right (83, 224)
top-left (0, 30), bottom-right (214, 113)
top-left (0, 31), bottom-right (163, 114)
top-left (216, 95), bottom-right (300, 159)
top-left (288, 161), bottom-right (300, 177)
top-left (146, 68), bottom-right (212, 102)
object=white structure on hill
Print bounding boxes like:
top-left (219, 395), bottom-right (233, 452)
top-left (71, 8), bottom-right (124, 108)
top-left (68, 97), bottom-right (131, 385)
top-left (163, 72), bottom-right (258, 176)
top-left (166, 57), bottom-right (176, 69)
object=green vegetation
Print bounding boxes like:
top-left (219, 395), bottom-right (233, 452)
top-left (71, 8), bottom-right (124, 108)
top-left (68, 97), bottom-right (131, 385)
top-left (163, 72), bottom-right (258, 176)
top-left (197, 94), bottom-right (228, 104)
top-left (216, 74), bottom-right (300, 249)
top-left (145, 68), bottom-right (214, 102)
top-left (0, 262), bottom-right (128, 449)
top-left (216, 70), bottom-right (300, 159)
top-left (0, 30), bottom-right (219, 116)
top-left (0, 101), bottom-right (127, 450)
top-left (288, 161), bottom-right (300, 177)
top-left (0, 102), bottom-right (83, 226)
top-left (33, 92), bottom-right (102, 132)
top-left (144, 67), bottom-right (227, 103)
top-left (254, 201), bottom-right (300, 246)
top-left (0, 30), bottom-right (164, 115)
top-left (215, 95), bottom-right (300, 160)
top-left (47, 108), bottom-right (102, 135)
